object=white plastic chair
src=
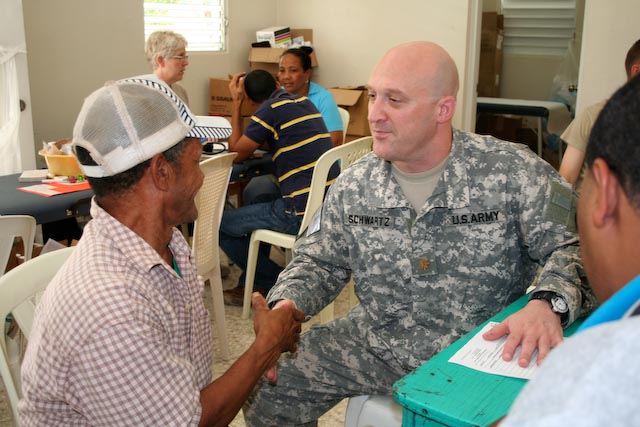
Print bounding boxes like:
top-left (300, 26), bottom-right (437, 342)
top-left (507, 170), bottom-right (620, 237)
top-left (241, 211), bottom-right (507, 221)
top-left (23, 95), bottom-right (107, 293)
top-left (0, 246), bottom-right (75, 426)
top-left (1, 215), bottom-right (36, 274)
top-left (242, 136), bottom-right (373, 320)
top-left (345, 395), bottom-right (403, 427)
top-left (192, 152), bottom-right (237, 361)
top-left (338, 106), bottom-right (350, 142)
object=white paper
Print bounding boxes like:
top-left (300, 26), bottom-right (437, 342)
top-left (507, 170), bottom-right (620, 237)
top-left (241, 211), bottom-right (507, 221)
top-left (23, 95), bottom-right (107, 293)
top-left (18, 169), bottom-right (49, 182)
top-left (19, 184), bottom-right (61, 196)
top-left (448, 321), bottom-right (538, 380)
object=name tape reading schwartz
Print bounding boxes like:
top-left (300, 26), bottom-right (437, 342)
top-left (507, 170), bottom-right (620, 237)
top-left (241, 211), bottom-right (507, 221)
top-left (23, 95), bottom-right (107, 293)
top-left (345, 214), bottom-right (393, 227)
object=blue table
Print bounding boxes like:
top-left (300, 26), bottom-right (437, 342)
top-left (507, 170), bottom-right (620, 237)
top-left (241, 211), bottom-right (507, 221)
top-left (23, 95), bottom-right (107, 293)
top-left (393, 295), bottom-right (583, 427)
top-left (0, 173), bottom-right (93, 225)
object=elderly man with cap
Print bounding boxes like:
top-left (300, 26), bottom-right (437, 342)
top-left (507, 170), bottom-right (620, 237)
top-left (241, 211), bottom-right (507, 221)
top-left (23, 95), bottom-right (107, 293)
top-left (18, 78), bottom-right (304, 427)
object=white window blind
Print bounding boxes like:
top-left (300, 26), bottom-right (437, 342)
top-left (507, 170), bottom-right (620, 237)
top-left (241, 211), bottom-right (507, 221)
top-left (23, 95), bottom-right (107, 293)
top-left (501, 0), bottom-right (576, 56)
top-left (143, 0), bottom-right (226, 52)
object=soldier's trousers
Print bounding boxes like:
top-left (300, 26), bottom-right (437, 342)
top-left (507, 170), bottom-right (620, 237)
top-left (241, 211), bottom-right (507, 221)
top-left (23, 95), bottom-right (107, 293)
top-left (243, 309), bottom-right (409, 426)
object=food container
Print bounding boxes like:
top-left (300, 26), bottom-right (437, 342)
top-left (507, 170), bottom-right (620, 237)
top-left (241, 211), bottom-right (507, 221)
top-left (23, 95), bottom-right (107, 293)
top-left (39, 139), bottom-right (83, 177)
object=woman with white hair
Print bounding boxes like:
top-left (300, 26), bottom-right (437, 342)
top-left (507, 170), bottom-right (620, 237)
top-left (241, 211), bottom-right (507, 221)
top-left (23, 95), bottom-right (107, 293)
top-left (144, 30), bottom-right (190, 105)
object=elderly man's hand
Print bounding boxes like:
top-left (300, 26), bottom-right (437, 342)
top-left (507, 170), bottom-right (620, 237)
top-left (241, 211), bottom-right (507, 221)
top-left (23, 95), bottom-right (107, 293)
top-left (482, 299), bottom-right (564, 367)
top-left (228, 72), bottom-right (247, 104)
top-left (251, 293), bottom-right (304, 383)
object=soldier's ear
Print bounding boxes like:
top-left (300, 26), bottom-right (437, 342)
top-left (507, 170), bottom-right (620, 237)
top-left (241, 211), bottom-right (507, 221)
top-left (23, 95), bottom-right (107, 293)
top-left (436, 96), bottom-right (456, 123)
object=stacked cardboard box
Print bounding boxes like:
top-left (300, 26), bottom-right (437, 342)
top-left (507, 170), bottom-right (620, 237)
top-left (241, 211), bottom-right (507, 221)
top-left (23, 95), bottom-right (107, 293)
top-left (328, 87), bottom-right (370, 137)
top-left (249, 29), bottom-right (317, 76)
top-left (478, 12), bottom-right (504, 97)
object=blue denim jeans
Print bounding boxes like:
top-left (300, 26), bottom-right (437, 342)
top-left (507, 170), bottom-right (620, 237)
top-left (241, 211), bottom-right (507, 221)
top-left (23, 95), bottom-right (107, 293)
top-left (230, 154), bottom-right (276, 182)
top-left (243, 175), bottom-right (281, 205)
top-left (219, 197), bottom-right (301, 291)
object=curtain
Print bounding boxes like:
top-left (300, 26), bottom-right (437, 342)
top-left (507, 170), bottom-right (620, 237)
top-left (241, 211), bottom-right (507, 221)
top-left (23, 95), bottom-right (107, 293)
top-left (0, 44), bottom-right (26, 175)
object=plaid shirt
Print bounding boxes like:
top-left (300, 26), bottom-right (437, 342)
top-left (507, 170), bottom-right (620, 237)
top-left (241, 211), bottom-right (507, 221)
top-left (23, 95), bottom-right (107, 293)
top-left (19, 200), bottom-right (213, 426)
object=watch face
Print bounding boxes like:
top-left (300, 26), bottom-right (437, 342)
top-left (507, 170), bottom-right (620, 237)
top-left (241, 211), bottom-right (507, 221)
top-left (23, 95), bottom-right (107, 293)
top-left (551, 296), bottom-right (569, 313)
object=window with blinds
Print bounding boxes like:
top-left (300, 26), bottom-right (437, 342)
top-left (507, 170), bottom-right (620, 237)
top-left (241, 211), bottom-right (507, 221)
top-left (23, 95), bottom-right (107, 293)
top-left (501, 0), bottom-right (576, 56)
top-left (143, 0), bottom-right (227, 52)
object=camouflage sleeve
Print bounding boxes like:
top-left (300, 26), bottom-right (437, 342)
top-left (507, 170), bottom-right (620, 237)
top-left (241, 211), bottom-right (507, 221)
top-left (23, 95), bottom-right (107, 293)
top-left (267, 182), bottom-right (352, 318)
top-left (514, 151), bottom-right (598, 325)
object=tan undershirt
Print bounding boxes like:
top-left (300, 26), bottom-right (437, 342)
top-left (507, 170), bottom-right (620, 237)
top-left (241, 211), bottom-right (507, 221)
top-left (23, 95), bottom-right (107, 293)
top-left (392, 156), bottom-right (449, 212)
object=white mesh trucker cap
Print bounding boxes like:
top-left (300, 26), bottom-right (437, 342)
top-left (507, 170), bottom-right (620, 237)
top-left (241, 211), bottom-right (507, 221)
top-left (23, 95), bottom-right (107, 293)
top-left (72, 77), bottom-right (231, 178)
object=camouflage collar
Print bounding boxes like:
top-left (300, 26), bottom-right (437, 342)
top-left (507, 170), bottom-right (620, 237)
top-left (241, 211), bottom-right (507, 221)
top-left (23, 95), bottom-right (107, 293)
top-left (367, 129), bottom-right (472, 211)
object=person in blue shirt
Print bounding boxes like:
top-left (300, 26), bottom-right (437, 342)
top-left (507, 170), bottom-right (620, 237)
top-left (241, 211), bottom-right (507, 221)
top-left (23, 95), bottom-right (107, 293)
top-left (497, 75), bottom-right (640, 427)
top-left (279, 46), bottom-right (344, 147)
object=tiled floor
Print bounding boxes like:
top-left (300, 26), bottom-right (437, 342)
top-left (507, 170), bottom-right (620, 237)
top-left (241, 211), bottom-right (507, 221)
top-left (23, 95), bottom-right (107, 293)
top-left (0, 252), bottom-right (351, 427)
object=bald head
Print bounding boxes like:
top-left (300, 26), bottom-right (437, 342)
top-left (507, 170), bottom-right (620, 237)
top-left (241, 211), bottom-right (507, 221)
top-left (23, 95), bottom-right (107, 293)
top-left (367, 41), bottom-right (459, 172)
top-left (373, 41), bottom-right (459, 100)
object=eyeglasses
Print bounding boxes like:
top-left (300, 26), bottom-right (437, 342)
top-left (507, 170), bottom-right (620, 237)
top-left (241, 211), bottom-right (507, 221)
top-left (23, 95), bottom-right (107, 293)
top-left (169, 55), bottom-right (189, 61)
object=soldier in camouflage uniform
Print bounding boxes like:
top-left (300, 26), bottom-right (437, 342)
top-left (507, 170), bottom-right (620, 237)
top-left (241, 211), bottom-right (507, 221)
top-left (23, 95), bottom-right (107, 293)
top-left (244, 41), bottom-right (596, 427)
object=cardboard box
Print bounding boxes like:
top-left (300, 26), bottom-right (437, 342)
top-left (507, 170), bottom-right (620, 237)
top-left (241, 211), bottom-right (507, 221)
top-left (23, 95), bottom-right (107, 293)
top-left (288, 28), bottom-right (313, 46)
top-left (478, 12), bottom-right (504, 97)
top-left (256, 26), bottom-right (291, 47)
top-left (249, 29), bottom-right (317, 76)
top-left (209, 78), bottom-right (258, 117)
top-left (328, 87), bottom-right (370, 136)
top-left (248, 49), bottom-right (284, 76)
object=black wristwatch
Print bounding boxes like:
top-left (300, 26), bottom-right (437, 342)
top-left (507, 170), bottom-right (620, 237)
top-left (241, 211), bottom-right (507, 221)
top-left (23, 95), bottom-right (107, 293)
top-left (530, 291), bottom-right (569, 327)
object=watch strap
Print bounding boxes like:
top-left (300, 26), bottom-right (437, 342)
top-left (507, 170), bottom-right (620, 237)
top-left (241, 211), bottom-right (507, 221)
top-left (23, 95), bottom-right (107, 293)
top-left (530, 291), bottom-right (570, 327)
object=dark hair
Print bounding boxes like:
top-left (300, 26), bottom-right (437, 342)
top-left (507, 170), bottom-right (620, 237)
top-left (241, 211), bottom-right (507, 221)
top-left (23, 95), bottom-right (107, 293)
top-left (243, 69), bottom-right (277, 103)
top-left (625, 39), bottom-right (640, 77)
top-left (586, 74), bottom-right (640, 208)
top-left (280, 46), bottom-right (314, 71)
top-left (76, 138), bottom-right (191, 198)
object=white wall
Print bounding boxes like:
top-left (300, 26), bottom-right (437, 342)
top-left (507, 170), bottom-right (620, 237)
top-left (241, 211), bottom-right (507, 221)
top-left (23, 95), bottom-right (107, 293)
top-left (276, 0), bottom-right (477, 130)
top-left (576, 0), bottom-right (640, 113)
top-left (501, 55), bottom-right (563, 100)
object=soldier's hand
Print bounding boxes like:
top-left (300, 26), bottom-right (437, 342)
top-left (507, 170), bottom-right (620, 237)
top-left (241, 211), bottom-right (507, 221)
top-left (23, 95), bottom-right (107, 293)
top-left (483, 300), bottom-right (563, 367)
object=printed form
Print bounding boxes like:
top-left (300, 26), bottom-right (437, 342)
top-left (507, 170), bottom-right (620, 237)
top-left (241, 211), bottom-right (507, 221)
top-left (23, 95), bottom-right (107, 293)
top-left (448, 322), bottom-right (538, 380)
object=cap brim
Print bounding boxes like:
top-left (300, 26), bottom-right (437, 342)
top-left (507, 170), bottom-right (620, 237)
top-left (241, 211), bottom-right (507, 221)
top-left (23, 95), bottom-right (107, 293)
top-left (188, 115), bottom-right (232, 140)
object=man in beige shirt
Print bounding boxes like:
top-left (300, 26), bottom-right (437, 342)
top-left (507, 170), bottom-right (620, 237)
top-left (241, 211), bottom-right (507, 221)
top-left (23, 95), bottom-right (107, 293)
top-left (559, 38), bottom-right (640, 190)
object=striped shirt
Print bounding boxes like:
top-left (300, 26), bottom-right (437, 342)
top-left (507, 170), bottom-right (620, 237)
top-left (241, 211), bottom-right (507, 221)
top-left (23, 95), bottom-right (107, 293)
top-left (245, 89), bottom-right (338, 215)
top-left (19, 200), bottom-right (213, 426)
